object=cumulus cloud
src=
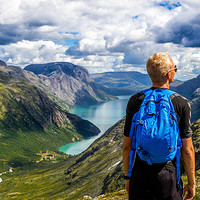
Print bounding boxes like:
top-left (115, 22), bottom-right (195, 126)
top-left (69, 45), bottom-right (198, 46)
top-left (156, 13), bottom-right (200, 47)
top-left (0, 40), bottom-right (68, 66)
top-left (0, 0), bottom-right (200, 80)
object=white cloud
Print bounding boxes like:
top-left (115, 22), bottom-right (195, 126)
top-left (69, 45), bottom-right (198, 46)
top-left (0, 0), bottom-right (200, 80)
top-left (1, 40), bottom-right (68, 66)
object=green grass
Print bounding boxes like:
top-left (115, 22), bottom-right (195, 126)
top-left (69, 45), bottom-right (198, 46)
top-left (0, 123), bottom-right (83, 172)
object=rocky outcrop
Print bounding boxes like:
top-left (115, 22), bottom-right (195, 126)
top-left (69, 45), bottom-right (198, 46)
top-left (24, 62), bottom-right (115, 106)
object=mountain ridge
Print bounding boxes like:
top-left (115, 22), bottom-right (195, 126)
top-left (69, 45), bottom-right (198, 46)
top-left (24, 62), bottom-right (116, 106)
top-left (91, 71), bottom-right (183, 95)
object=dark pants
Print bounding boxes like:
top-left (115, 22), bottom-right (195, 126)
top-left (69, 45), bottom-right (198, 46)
top-left (129, 157), bottom-right (183, 200)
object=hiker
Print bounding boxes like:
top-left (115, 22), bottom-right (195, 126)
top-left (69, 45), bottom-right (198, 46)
top-left (123, 53), bottom-right (195, 200)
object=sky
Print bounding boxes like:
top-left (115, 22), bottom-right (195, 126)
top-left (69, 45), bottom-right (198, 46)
top-left (0, 0), bottom-right (200, 80)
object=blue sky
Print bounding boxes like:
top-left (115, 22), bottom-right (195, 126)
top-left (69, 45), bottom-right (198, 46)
top-left (0, 0), bottom-right (200, 80)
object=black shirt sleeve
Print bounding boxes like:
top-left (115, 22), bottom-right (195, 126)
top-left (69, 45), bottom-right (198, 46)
top-left (123, 92), bottom-right (144, 137)
top-left (171, 94), bottom-right (193, 139)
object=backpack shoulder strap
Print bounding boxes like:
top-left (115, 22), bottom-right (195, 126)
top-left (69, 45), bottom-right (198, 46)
top-left (141, 88), bottom-right (177, 97)
top-left (141, 88), bottom-right (153, 96)
top-left (162, 89), bottom-right (177, 96)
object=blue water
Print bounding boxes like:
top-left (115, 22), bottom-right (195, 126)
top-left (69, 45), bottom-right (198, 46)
top-left (59, 95), bottom-right (131, 155)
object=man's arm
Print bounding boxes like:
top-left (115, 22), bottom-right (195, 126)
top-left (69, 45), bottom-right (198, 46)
top-left (181, 137), bottom-right (195, 199)
top-left (123, 136), bottom-right (132, 193)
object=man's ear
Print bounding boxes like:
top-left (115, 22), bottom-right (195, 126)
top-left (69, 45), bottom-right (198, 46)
top-left (166, 72), bottom-right (170, 79)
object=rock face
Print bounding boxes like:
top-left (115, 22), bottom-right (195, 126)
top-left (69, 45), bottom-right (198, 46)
top-left (0, 63), bottom-right (71, 110)
top-left (24, 62), bottom-right (115, 106)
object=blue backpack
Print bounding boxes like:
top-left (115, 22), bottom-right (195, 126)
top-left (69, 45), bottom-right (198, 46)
top-left (128, 88), bottom-right (181, 185)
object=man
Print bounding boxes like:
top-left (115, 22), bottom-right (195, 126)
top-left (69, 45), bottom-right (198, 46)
top-left (123, 53), bottom-right (195, 200)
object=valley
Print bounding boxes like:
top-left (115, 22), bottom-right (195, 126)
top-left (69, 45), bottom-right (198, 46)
top-left (1, 60), bottom-right (200, 199)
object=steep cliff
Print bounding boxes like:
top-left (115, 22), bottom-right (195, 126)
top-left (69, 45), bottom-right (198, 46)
top-left (24, 62), bottom-right (116, 106)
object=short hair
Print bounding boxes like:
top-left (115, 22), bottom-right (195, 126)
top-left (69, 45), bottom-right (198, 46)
top-left (146, 53), bottom-right (173, 83)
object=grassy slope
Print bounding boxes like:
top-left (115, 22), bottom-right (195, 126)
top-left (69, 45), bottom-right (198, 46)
top-left (1, 118), bottom-right (200, 199)
top-left (1, 117), bottom-right (200, 200)
top-left (0, 119), bottom-right (125, 199)
top-left (0, 72), bottom-right (85, 172)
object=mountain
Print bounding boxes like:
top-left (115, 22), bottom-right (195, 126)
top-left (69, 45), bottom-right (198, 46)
top-left (91, 71), bottom-right (183, 96)
top-left (170, 75), bottom-right (200, 122)
top-left (91, 71), bottom-right (152, 88)
top-left (91, 71), bottom-right (152, 95)
top-left (24, 62), bottom-right (116, 106)
top-left (0, 69), bottom-right (100, 171)
top-left (1, 116), bottom-right (200, 199)
top-left (171, 75), bottom-right (200, 100)
top-left (0, 63), bottom-right (71, 110)
top-left (190, 89), bottom-right (200, 123)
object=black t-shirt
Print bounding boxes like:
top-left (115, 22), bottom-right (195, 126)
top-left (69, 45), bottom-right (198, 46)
top-left (124, 87), bottom-right (193, 139)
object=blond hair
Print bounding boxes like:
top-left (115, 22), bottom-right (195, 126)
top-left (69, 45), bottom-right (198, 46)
top-left (146, 53), bottom-right (172, 83)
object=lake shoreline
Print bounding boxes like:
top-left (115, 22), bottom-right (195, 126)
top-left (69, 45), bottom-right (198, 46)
top-left (59, 95), bottom-right (131, 155)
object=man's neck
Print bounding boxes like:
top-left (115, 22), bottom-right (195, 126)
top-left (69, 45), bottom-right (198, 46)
top-left (152, 82), bottom-right (169, 89)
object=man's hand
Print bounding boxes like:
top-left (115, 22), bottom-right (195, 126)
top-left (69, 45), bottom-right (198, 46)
top-left (183, 183), bottom-right (195, 200)
top-left (125, 179), bottom-right (130, 193)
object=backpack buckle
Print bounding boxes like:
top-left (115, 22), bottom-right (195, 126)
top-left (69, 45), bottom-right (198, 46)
top-left (137, 120), bottom-right (143, 125)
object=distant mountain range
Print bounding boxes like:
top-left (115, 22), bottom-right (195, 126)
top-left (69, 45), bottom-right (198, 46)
top-left (91, 71), bottom-right (151, 95)
top-left (24, 62), bottom-right (116, 106)
top-left (91, 71), bottom-right (183, 95)
top-left (91, 70), bottom-right (200, 122)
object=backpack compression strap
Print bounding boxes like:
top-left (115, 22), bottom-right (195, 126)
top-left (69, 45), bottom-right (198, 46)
top-left (128, 120), bottom-right (136, 177)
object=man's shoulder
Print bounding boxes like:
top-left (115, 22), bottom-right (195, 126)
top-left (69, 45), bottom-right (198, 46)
top-left (170, 92), bottom-right (190, 103)
top-left (129, 91), bottom-right (145, 102)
